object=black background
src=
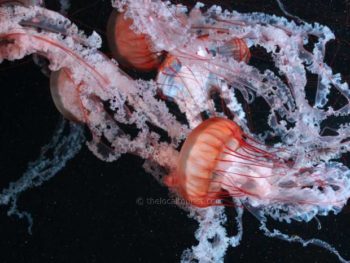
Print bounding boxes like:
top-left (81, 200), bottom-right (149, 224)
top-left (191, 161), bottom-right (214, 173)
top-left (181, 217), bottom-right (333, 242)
top-left (0, 0), bottom-right (349, 262)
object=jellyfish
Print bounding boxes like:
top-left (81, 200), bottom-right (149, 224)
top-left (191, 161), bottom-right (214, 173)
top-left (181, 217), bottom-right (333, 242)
top-left (165, 117), bottom-right (350, 262)
top-left (107, 10), bottom-right (165, 72)
top-left (0, 0), bottom-right (350, 263)
top-left (166, 116), bottom-right (350, 213)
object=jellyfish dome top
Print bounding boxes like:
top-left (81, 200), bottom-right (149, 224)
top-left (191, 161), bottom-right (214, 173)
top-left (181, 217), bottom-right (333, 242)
top-left (0, 0), bottom-right (350, 262)
top-left (107, 10), bottom-right (165, 72)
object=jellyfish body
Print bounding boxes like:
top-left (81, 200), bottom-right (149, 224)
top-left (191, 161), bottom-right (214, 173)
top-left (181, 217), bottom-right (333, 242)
top-left (166, 117), bottom-right (350, 216)
top-left (50, 68), bottom-right (86, 123)
top-left (216, 38), bottom-right (251, 62)
top-left (107, 10), bottom-right (163, 72)
top-left (165, 117), bottom-right (275, 207)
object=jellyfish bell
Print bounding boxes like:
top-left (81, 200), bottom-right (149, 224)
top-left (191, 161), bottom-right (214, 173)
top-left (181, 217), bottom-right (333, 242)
top-left (107, 10), bottom-right (164, 72)
top-left (215, 38), bottom-right (251, 63)
top-left (164, 117), bottom-right (276, 207)
top-left (50, 68), bottom-right (86, 123)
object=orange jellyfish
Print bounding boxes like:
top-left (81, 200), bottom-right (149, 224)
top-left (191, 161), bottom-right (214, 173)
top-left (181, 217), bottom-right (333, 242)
top-left (107, 10), bottom-right (164, 72)
top-left (165, 117), bottom-right (280, 207)
top-left (216, 37), bottom-right (251, 63)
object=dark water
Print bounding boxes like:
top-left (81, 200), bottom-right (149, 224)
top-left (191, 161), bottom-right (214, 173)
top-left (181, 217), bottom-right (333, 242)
top-left (0, 0), bottom-right (349, 262)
